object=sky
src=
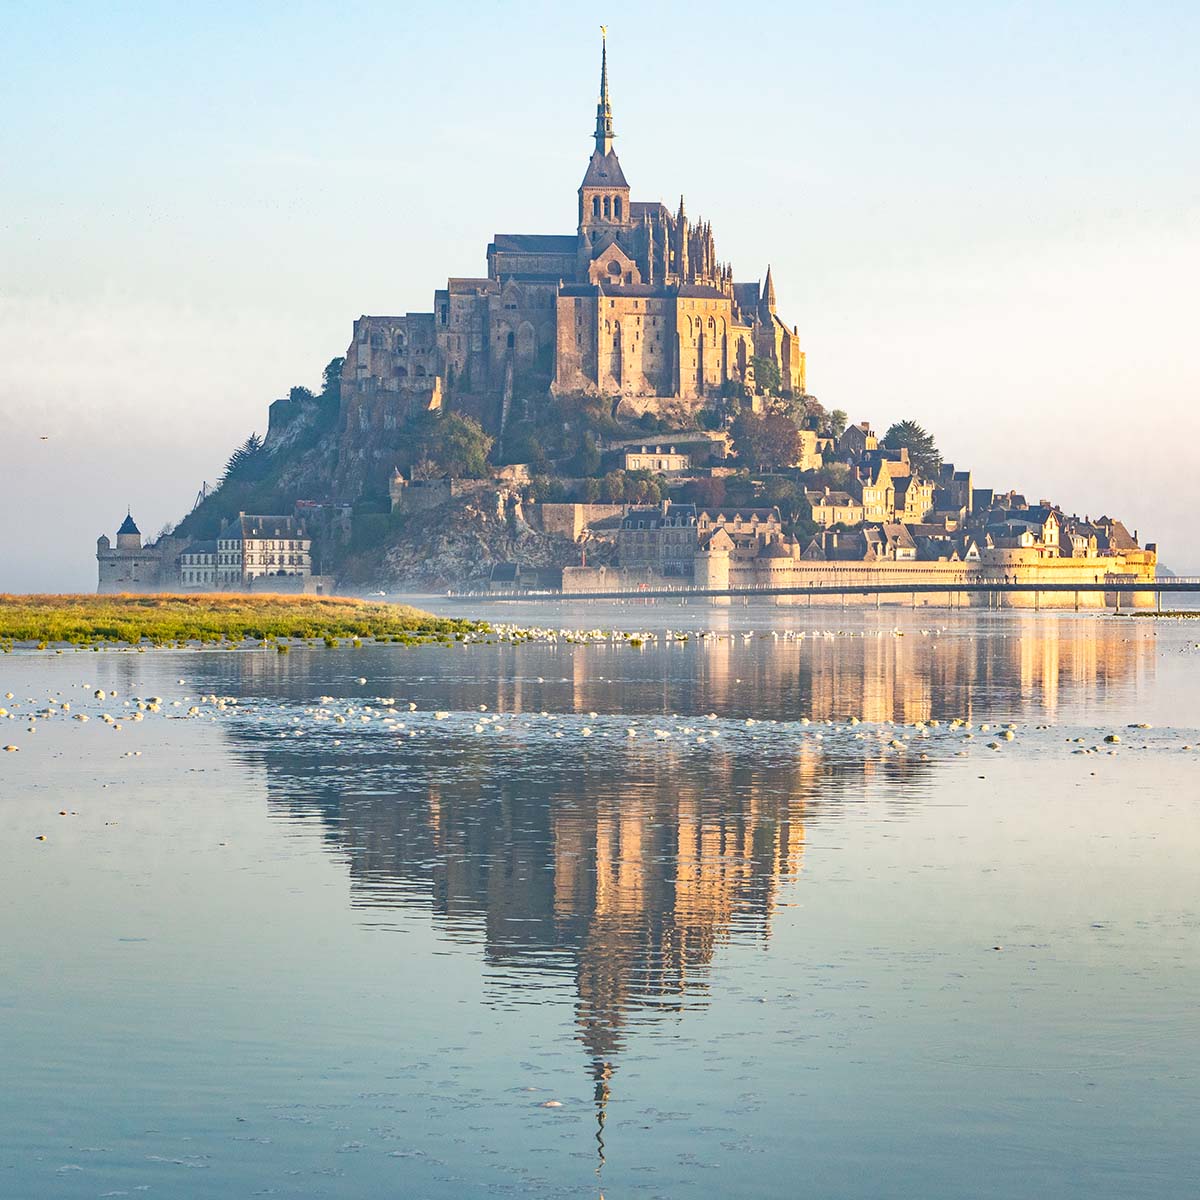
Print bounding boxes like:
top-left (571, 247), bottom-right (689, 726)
top-left (2, 0), bottom-right (1198, 591)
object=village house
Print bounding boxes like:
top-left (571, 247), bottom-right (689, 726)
top-left (623, 445), bottom-right (690, 473)
top-left (179, 541), bottom-right (217, 589)
top-left (806, 487), bottom-right (865, 528)
top-left (617, 502), bottom-right (699, 575)
top-left (837, 421), bottom-right (878, 463)
top-left (216, 513), bottom-right (313, 588)
top-left (616, 502), bottom-right (783, 576)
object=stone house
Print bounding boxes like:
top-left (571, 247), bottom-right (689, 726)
top-left (179, 541), bottom-right (217, 589)
top-left (894, 474), bottom-right (936, 524)
top-left (217, 514), bottom-right (313, 588)
top-left (695, 507), bottom-right (783, 559)
top-left (617, 502), bottom-right (699, 576)
top-left (616, 502), bottom-right (783, 576)
top-left (837, 421), bottom-right (878, 463)
top-left (805, 487), bottom-right (865, 528)
top-left (854, 458), bottom-right (898, 523)
top-left (623, 445), bottom-right (690, 473)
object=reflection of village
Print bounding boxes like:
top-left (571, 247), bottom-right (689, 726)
top-left (213, 615), bottom-right (1153, 1162)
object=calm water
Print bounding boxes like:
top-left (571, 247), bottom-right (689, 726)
top-left (2, 606), bottom-right (1198, 1198)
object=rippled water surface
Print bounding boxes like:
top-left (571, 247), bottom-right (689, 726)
top-left (2, 606), bottom-right (1199, 1198)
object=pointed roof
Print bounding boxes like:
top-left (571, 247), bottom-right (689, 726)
top-left (117, 512), bottom-right (140, 535)
top-left (581, 148), bottom-right (628, 188)
top-left (761, 265), bottom-right (776, 313)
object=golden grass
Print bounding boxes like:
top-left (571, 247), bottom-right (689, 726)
top-left (0, 593), bottom-right (480, 647)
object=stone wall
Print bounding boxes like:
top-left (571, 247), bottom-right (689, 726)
top-left (561, 553), bottom-right (1159, 609)
top-left (536, 502), bottom-right (626, 541)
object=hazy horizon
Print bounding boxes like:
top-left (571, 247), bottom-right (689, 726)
top-left (3, 1), bottom-right (1198, 591)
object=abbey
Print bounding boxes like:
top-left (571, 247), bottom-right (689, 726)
top-left (341, 34), bottom-right (805, 421)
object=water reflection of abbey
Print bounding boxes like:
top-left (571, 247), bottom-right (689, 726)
top-left (217, 615), bottom-right (1153, 1159)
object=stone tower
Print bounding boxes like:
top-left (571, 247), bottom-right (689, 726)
top-left (116, 511), bottom-right (142, 551)
top-left (578, 28), bottom-right (631, 246)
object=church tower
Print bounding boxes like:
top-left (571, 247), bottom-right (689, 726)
top-left (578, 29), bottom-right (631, 244)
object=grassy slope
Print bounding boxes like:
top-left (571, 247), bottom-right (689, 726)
top-left (0, 594), bottom-right (479, 645)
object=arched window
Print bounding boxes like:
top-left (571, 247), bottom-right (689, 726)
top-left (614, 197), bottom-right (622, 220)
top-left (506, 331), bottom-right (515, 349)
top-left (592, 196), bottom-right (600, 218)
top-left (603, 196), bottom-right (611, 219)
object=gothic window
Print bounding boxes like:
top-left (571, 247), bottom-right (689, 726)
top-left (603, 196), bottom-right (611, 218)
top-left (593, 196), bottom-right (600, 218)
top-left (614, 197), bottom-right (622, 220)
top-left (506, 332), bottom-right (515, 349)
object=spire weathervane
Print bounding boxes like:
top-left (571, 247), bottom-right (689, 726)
top-left (594, 27), bottom-right (615, 155)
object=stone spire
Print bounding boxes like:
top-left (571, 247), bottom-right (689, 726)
top-left (762, 264), bottom-right (777, 313)
top-left (594, 27), bottom-right (615, 155)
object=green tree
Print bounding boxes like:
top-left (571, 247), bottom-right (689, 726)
top-left (600, 471), bottom-right (626, 503)
top-left (573, 432), bottom-right (601, 477)
top-left (583, 477), bottom-right (602, 503)
top-left (220, 433), bottom-right (266, 484)
top-left (411, 413), bottom-right (494, 478)
top-left (681, 476), bottom-right (726, 508)
top-left (828, 409), bottom-right (848, 439)
top-left (731, 410), bottom-right (802, 471)
top-left (750, 355), bottom-right (781, 395)
top-left (322, 357), bottom-right (345, 398)
top-left (882, 420), bottom-right (942, 476)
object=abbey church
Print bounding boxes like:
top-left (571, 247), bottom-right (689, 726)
top-left (341, 34), bottom-right (805, 421)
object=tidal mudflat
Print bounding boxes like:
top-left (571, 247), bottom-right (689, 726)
top-left (2, 606), bottom-right (1198, 1198)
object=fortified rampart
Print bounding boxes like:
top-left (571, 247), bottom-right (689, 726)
top-left (561, 554), bottom-right (1159, 608)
